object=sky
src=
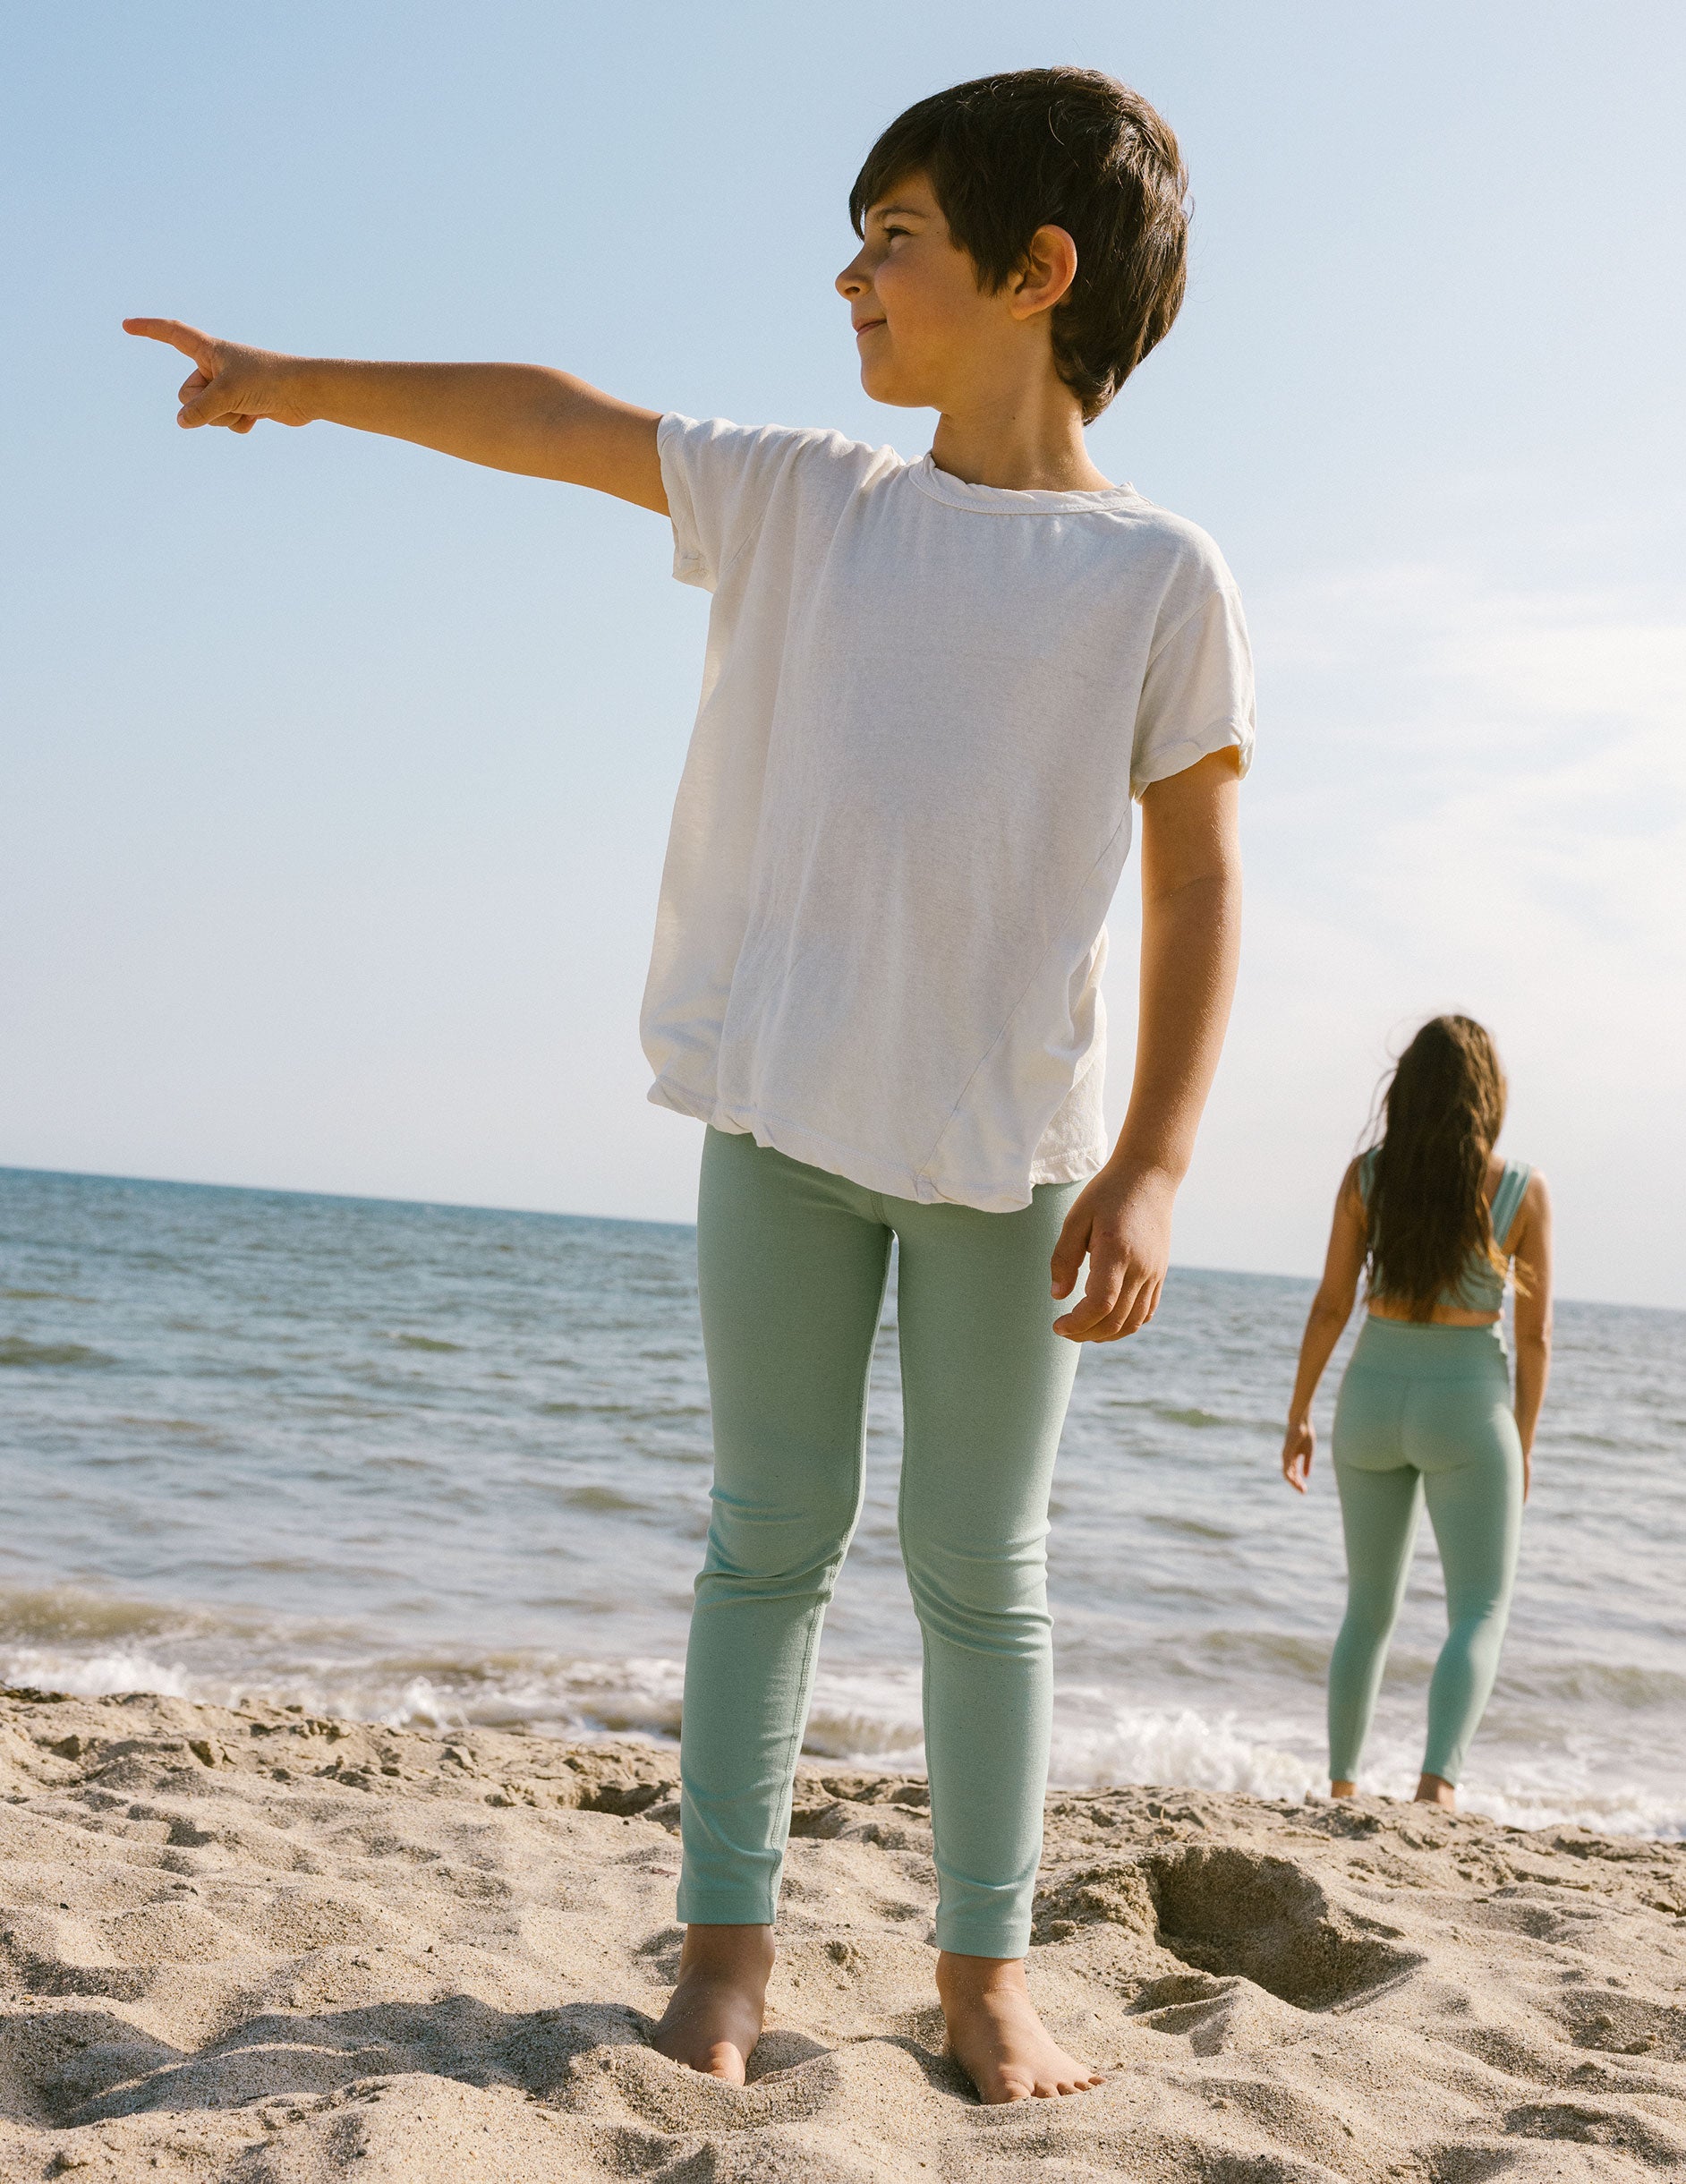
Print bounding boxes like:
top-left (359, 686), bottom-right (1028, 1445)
top-left (3, 2), bottom-right (1682, 1307)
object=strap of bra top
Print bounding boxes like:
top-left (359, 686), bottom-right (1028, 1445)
top-left (1489, 1161), bottom-right (1532, 1251)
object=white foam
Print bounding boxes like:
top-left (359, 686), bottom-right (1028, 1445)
top-left (1048, 1694), bottom-right (1323, 1803)
top-left (805, 1661), bottom-right (924, 1767)
top-left (380, 1676), bottom-right (464, 1732)
top-left (5, 1633), bottom-right (1680, 1838)
top-left (405, 1657), bottom-right (685, 1744)
top-left (0, 1645), bottom-right (197, 1701)
top-left (1044, 1690), bottom-right (1686, 1837)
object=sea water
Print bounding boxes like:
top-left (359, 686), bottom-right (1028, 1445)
top-left (3, 1166), bottom-right (1682, 1835)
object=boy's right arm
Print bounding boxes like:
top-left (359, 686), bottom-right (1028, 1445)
top-left (122, 320), bottom-right (667, 513)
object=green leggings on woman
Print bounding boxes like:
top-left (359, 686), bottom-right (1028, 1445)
top-left (1329, 1317), bottom-right (1524, 1786)
top-left (678, 1127), bottom-right (1083, 1958)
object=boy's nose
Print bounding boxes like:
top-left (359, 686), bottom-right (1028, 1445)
top-left (836, 258), bottom-right (868, 299)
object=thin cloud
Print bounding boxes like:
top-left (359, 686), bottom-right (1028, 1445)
top-left (1113, 562), bottom-right (1686, 1306)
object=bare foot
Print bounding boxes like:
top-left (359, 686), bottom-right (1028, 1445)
top-left (1415, 1771), bottom-right (1456, 1809)
top-left (651, 1924), bottom-right (774, 2084)
top-left (936, 1951), bottom-right (1103, 2104)
top-left (1330, 1779), bottom-right (1357, 1799)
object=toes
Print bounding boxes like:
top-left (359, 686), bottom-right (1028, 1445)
top-left (655, 2034), bottom-right (748, 2083)
top-left (696, 2043), bottom-right (748, 2084)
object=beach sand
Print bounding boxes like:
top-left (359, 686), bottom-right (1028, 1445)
top-left (2, 1690), bottom-right (1683, 2180)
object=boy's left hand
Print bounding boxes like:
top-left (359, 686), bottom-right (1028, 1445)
top-left (1050, 1163), bottom-right (1177, 1343)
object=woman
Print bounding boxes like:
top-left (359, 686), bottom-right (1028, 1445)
top-left (1282, 1015), bottom-right (1552, 1808)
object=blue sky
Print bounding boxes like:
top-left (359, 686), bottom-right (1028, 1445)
top-left (3, 2), bottom-right (1682, 1305)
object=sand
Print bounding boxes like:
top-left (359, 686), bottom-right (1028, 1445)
top-left (2, 1689), bottom-right (1684, 2181)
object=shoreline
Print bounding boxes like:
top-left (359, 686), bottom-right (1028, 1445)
top-left (4, 1687), bottom-right (1684, 2180)
top-left (5, 1620), bottom-right (1680, 1843)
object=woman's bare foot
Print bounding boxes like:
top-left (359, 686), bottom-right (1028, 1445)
top-left (936, 1951), bottom-right (1103, 2104)
top-left (651, 1924), bottom-right (774, 2084)
top-left (1415, 1771), bottom-right (1456, 1808)
top-left (1330, 1779), bottom-right (1357, 1798)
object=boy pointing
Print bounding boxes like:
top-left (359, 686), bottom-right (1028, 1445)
top-left (129, 67), bottom-right (1250, 2103)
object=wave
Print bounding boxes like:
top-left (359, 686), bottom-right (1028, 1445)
top-left (561, 1485), bottom-right (656, 1514)
top-left (0, 1586), bottom-right (234, 1645)
top-left (109, 1413), bottom-right (234, 1444)
top-left (804, 1663), bottom-right (925, 1768)
top-left (1496, 1659), bottom-right (1686, 1709)
top-left (8, 1612), bottom-right (1677, 1839)
top-left (1143, 1514), bottom-right (1247, 1542)
top-left (0, 1337), bottom-right (116, 1369)
top-left (1049, 1696), bottom-right (1323, 1804)
top-left (1043, 1694), bottom-right (1685, 1837)
top-left (3, 1644), bottom-right (197, 1702)
top-left (1185, 1626), bottom-right (1337, 1679)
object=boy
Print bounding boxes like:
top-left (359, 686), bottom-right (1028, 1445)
top-left (128, 66), bottom-right (1250, 2104)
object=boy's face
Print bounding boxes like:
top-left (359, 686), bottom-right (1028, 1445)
top-left (837, 172), bottom-right (1010, 410)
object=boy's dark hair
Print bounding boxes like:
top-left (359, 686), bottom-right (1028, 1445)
top-left (849, 68), bottom-right (1189, 422)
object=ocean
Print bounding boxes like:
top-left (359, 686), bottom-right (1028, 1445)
top-left (3, 1165), bottom-right (1682, 1836)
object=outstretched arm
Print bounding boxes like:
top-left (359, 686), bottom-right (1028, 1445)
top-left (1050, 746), bottom-right (1242, 1344)
top-left (1281, 1166), bottom-right (1368, 1492)
top-left (1509, 1173), bottom-right (1553, 1497)
top-left (123, 320), bottom-right (666, 510)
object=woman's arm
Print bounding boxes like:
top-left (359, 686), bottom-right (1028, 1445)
top-left (1509, 1173), bottom-right (1554, 1499)
top-left (1050, 747), bottom-right (1242, 1342)
top-left (1281, 1164), bottom-right (1369, 1492)
top-left (123, 320), bottom-right (667, 510)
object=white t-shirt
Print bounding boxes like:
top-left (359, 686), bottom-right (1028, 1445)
top-left (641, 415), bottom-right (1255, 1214)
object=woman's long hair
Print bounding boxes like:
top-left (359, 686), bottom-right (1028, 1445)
top-left (1364, 1015), bottom-right (1511, 1320)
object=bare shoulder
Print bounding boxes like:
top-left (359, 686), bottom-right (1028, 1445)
top-left (1510, 1169), bottom-right (1553, 1252)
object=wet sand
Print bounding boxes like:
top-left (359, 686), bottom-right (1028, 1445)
top-left (3, 1687), bottom-right (1684, 2180)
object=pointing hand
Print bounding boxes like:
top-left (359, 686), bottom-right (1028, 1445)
top-left (123, 318), bottom-right (310, 434)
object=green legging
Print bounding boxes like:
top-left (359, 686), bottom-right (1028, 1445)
top-left (1329, 1317), bottom-right (1524, 1786)
top-left (678, 1126), bottom-right (1083, 1958)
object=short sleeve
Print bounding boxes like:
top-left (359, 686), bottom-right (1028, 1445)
top-left (1131, 576), bottom-right (1256, 798)
top-left (658, 414), bottom-right (866, 593)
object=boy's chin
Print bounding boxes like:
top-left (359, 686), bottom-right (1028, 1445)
top-left (859, 367), bottom-right (939, 412)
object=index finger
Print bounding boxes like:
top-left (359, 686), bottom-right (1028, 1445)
top-left (123, 317), bottom-right (216, 365)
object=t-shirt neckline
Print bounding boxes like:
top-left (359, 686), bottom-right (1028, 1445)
top-left (907, 451), bottom-right (1141, 516)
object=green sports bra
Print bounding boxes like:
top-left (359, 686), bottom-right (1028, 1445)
top-left (1358, 1147), bottom-right (1532, 1314)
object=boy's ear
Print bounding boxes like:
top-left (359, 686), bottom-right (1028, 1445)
top-left (1009, 226), bottom-right (1079, 321)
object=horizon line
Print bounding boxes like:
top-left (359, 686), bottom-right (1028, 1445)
top-left (1, 1162), bottom-right (1673, 1318)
